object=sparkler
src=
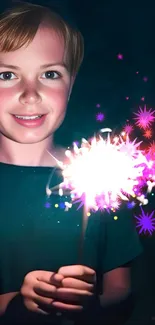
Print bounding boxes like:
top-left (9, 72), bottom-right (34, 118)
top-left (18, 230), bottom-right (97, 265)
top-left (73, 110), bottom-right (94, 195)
top-left (46, 128), bottom-right (155, 258)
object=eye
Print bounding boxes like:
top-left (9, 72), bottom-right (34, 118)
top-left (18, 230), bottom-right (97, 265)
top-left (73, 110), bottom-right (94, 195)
top-left (42, 71), bottom-right (61, 79)
top-left (0, 71), bottom-right (16, 80)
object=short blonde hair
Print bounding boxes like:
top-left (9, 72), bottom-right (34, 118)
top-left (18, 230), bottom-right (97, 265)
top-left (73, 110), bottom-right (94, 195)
top-left (0, 2), bottom-right (84, 76)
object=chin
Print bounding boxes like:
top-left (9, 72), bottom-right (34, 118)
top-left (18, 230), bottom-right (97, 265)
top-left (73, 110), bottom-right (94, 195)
top-left (9, 135), bottom-right (50, 145)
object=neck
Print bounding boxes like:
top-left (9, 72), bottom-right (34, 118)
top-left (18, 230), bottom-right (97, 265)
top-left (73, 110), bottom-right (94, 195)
top-left (0, 135), bottom-right (60, 167)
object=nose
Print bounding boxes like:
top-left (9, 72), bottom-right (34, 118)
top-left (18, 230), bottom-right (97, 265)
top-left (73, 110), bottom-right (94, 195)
top-left (19, 86), bottom-right (42, 105)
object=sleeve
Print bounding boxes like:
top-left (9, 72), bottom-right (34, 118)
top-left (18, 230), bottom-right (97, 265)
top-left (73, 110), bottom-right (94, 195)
top-left (99, 206), bottom-right (142, 274)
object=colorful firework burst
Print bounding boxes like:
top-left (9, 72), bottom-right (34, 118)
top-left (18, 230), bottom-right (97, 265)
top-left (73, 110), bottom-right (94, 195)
top-left (117, 53), bottom-right (123, 60)
top-left (135, 207), bottom-right (155, 235)
top-left (119, 136), bottom-right (142, 157)
top-left (143, 76), bottom-right (148, 82)
top-left (123, 123), bottom-right (134, 135)
top-left (148, 141), bottom-right (155, 158)
top-left (143, 129), bottom-right (153, 139)
top-left (96, 112), bottom-right (105, 122)
top-left (134, 105), bottom-right (155, 129)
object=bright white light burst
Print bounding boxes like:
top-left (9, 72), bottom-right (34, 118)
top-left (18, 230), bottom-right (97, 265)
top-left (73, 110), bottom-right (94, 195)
top-left (47, 129), bottom-right (154, 212)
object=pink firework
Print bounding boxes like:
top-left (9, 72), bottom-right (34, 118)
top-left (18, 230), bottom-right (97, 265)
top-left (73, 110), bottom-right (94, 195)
top-left (117, 53), bottom-right (123, 60)
top-left (123, 124), bottom-right (134, 135)
top-left (119, 136), bottom-right (142, 158)
top-left (134, 105), bottom-right (155, 129)
top-left (143, 76), bottom-right (148, 82)
top-left (148, 141), bottom-right (155, 159)
top-left (143, 129), bottom-right (153, 139)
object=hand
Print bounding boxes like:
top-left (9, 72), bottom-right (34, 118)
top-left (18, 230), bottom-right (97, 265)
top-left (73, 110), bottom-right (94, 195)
top-left (52, 265), bottom-right (96, 312)
top-left (20, 270), bottom-right (64, 315)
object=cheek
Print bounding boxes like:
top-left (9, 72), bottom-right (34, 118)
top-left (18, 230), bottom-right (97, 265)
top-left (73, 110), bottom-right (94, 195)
top-left (0, 88), bottom-right (17, 105)
top-left (46, 87), bottom-right (69, 110)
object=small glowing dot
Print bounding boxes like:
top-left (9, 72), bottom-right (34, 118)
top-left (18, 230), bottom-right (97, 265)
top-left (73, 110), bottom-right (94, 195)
top-left (152, 193), bottom-right (154, 196)
top-left (87, 212), bottom-right (91, 217)
top-left (59, 188), bottom-right (63, 196)
top-left (57, 221), bottom-right (60, 223)
top-left (114, 216), bottom-right (118, 220)
top-left (121, 131), bottom-right (126, 136)
top-left (65, 202), bottom-right (72, 208)
top-left (55, 204), bottom-right (59, 208)
top-left (46, 188), bottom-right (52, 196)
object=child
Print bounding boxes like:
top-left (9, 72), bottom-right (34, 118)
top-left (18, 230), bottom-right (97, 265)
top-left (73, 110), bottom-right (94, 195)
top-left (0, 2), bottom-right (141, 324)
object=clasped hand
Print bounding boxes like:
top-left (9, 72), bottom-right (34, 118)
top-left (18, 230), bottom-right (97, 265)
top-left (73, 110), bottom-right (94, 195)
top-left (21, 265), bottom-right (96, 314)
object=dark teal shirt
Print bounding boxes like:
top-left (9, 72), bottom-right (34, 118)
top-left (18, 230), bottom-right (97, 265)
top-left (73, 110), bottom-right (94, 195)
top-left (126, 191), bottom-right (155, 324)
top-left (0, 162), bottom-right (142, 323)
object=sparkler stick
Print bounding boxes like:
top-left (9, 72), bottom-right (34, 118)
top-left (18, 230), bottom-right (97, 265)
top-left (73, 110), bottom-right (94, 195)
top-left (78, 203), bottom-right (89, 264)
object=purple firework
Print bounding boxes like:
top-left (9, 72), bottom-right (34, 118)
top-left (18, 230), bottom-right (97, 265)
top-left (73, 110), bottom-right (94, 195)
top-left (135, 207), bottom-right (155, 235)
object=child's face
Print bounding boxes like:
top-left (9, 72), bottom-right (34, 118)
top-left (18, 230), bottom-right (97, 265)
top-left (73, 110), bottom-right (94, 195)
top-left (0, 26), bottom-right (73, 144)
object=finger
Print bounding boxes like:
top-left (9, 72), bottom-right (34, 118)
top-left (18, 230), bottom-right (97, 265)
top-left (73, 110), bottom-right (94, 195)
top-left (34, 281), bottom-right (57, 298)
top-left (33, 294), bottom-right (54, 307)
top-left (37, 272), bottom-right (63, 286)
top-left (55, 287), bottom-right (93, 303)
top-left (58, 265), bottom-right (96, 284)
top-left (62, 277), bottom-right (94, 292)
top-left (57, 287), bottom-right (93, 297)
top-left (24, 299), bottom-right (50, 315)
top-left (58, 265), bottom-right (95, 276)
top-left (52, 300), bottom-right (83, 311)
top-left (50, 273), bottom-right (64, 287)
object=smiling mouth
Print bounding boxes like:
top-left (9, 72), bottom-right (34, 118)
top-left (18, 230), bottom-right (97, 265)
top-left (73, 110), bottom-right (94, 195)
top-left (13, 114), bottom-right (44, 120)
top-left (12, 114), bottom-right (47, 128)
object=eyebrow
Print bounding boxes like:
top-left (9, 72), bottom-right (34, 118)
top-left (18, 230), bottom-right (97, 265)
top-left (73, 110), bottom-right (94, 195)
top-left (0, 62), bottom-right (68, 70)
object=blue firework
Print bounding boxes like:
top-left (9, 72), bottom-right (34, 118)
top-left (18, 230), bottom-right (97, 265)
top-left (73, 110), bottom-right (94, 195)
top-left (135, 207), bottom-right (155, 235)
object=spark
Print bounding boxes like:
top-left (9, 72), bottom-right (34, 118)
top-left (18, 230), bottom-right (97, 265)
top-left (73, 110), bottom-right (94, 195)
top-left (117, 53), bottom-right (123, 60)
top-left (123, 124), bottom-right (134, 135)
top-left (143, 76), bottom-right (148, 82)
top-left (135, 207), bottom-right (155, 235)
top-left (143, 129), bottom-right (153, 139)
top-left (148, 141), bottom-right (155, 159)
top-left (96, 112), bottom-right (105, 122)
top-left (134, 105), bottom-right (155, 129)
